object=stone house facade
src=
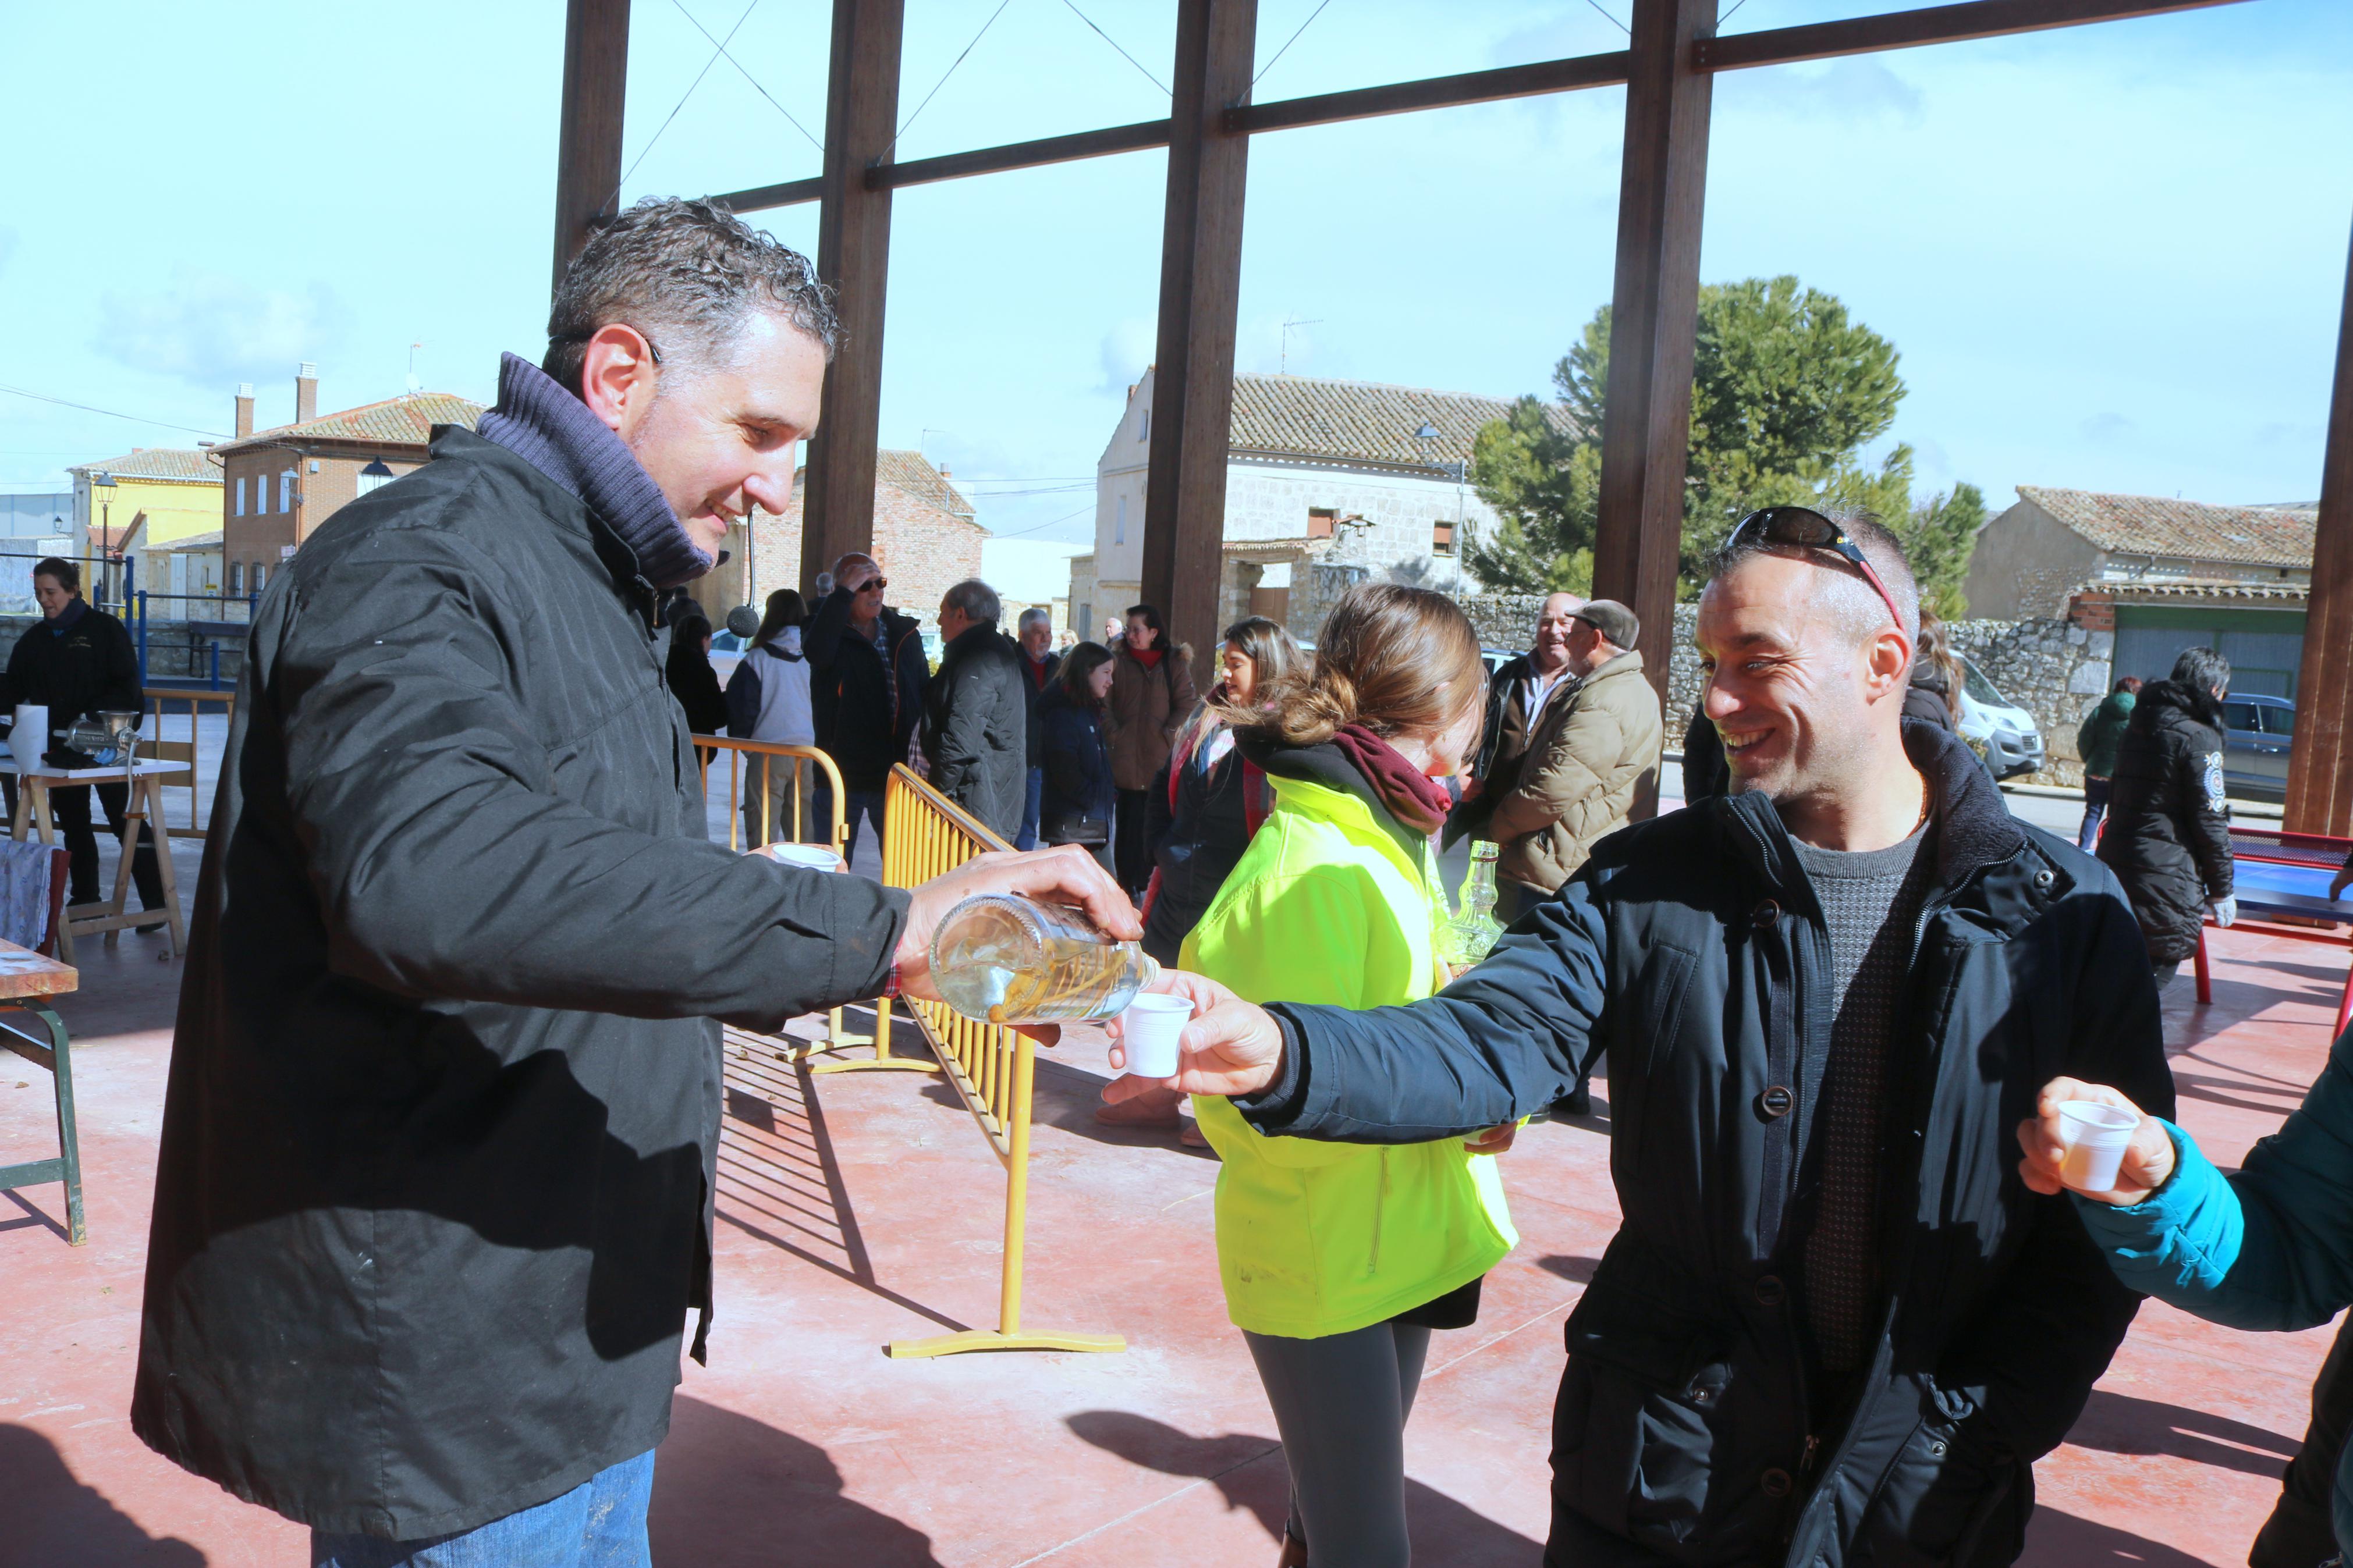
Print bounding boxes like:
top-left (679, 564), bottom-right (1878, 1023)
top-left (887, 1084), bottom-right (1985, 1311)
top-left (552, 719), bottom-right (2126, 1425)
top-left (1069, 368), bottom-right (1511, 645)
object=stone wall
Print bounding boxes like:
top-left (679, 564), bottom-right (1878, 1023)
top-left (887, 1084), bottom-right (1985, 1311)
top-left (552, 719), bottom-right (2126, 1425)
top-left (1458, 596), bottom-right (2113, 788)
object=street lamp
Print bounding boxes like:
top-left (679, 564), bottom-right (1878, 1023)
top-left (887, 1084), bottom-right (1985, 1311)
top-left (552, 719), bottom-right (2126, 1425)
top-left (88, 471), bottom-right (118, 610)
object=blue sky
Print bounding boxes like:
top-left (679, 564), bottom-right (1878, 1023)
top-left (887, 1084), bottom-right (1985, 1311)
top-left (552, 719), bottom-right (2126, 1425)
top-left (3, 0), bottom-right (2348, 553)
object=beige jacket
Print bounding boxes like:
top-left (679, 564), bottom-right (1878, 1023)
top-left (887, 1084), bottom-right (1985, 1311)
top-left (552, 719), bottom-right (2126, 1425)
top-left (1106, 641), bottom-right (1199, 792)
top-left (1488, 650), bottom-right (1663, 893)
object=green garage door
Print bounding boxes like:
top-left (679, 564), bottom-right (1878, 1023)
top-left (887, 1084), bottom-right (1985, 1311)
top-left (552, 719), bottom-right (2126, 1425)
top-left (2111, 605), bottom-right (2305, 700)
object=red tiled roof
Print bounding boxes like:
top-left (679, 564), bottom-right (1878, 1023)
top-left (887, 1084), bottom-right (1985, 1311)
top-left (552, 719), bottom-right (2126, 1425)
top-left (214, 392), bottom-right (483, 455)
top-left (2016, 486), bottom-right (2316, 570)
top-left (1227, 374), bottom-right (1557, 470)
top-left (69, 448), bottom-right (217, 483)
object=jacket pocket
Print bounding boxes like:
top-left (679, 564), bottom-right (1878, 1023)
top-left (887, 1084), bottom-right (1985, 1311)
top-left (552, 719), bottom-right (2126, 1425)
top-left (1554, 1277), bottom-right (1757, 1552)
top-left (1860, 1395), bottom-right (2022, 1568)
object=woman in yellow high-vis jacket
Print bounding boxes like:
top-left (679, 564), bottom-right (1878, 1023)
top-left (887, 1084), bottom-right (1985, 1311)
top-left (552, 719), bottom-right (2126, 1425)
top-left (1181, 582), bottom-right (1517, 1568)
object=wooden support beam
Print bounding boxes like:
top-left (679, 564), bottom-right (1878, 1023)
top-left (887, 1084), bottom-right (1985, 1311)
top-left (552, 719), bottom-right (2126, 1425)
top-left (1591, 0), bottom-right (1716, 823)
top-left (800, 0), bottom-right (905, 595)
top-left (1695, 0), bottom-right (2248, 73)
top-left (549, 0), bottom-right (631, 295)
top-left (1140, 0), bottom-right (1257, 678)
top-left (1226, 50), bottom-right (1629, 135)
top-left (879, 119), bottom-right (1173, 191)
top-left (2285, 218), bottom-right (2353, 838)
top-left (718, 175), bottom-right (826, 214)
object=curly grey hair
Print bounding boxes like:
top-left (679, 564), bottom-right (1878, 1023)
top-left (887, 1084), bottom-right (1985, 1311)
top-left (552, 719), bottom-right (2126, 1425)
top-left (544, 197), bottom-right (840, 393)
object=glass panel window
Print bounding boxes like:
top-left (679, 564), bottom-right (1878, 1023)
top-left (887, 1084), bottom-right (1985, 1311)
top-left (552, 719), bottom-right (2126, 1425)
top-left (2267, 705), bottom-right (2297, 736)
top-left (234, 477), bottom-right (246, 517)
top-left (2223, 702), bottom-right (2262, 733)
top-left (229, 561), bottom-right (243, 595)
top-left (280, 471), bottom-right (294, 511)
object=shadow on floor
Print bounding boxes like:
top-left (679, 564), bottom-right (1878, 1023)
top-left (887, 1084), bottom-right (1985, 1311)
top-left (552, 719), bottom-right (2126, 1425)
top-left (2064, 1388), bottom-right (2299, 1481)
top-left (2022, 1503), bottom-right (2223, 1566)
top-left (1067, 1410), bottom-right (1543, 1564)
top-left (2171, 1068), bottom-right (2319, 1119)
top-left (1030, 1058), bottom-right (1218, 1157)
top-left (0, 1423), bottom-right (206, 1568)
top-left (1536, 1255), bottom-right (1600, 1285)
top-left (648, 1396), bottom-right (942, 1568)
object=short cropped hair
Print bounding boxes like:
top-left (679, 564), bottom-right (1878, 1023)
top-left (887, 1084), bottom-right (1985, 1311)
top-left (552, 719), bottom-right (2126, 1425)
top-left (1709, 507), bottom-right (1919, 648)
top-left (33, 556), bottom-right (77, 593)
top-left (1017, 606), bottom-right (1052, 635)
top-left (941, 578), bottom-right (1000, 626)
top-left (544, 197), bottom-right (840, 395)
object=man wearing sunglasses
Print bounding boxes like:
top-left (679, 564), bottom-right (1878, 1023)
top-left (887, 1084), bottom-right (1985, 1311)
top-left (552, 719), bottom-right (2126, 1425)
top-left (1127, 506), bottom-right (2172, 1568)
top-left (807, 549), bottom-right (929, 867)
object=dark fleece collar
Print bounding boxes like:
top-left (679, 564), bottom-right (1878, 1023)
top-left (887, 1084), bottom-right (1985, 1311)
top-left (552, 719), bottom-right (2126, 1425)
top-left (1719, 718), bottom-right (2027, 906)
top-left (1240, 734), bottom-right (1432, 867)
top-left (477, 352), bottom-right (713, 590)
top-left (2135, 678), bottom-right (2223, 732)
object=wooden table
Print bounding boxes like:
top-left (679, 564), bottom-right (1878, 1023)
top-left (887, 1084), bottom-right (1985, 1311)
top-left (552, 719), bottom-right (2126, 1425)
top-left (2, 756), bottom-right (190, 960)
top-left (0, 938), bottom-right (82, 1244)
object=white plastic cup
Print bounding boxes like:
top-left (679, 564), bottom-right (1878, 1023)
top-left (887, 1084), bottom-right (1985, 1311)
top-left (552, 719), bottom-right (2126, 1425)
top-left (760, 841), bottom-right (842, 873)
top-left (1119, 993), bottom-right (1195, 1079)
top-left (11, 704), bottom-right (45, 773)
top-left (2057, 1101), bottom-right (2141, 1192)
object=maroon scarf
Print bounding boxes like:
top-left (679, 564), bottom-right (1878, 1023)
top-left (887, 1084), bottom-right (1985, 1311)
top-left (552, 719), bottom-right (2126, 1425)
top-left (1332, 723), bottom-right (1454, 836)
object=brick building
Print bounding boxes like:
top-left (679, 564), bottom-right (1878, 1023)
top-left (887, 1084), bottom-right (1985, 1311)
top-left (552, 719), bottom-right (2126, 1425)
top-left (214, 365), bottom-right (481, 600)
top-left (697, 449), bottom-right (986, 652)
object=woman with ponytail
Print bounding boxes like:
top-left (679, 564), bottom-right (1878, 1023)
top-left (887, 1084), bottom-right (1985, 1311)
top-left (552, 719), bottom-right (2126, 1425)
top-left (1180, 584), bottom-right (1518, 1568)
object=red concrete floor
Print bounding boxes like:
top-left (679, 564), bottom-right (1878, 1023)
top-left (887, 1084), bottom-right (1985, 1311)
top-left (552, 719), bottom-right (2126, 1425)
top-left (2, 908), bottom-right (2348, 1566)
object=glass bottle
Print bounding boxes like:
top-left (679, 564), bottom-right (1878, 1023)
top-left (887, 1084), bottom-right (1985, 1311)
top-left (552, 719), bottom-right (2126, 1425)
top-left (1440, 841), bottom-right (1507, 976)
top-left (928, 894), bottom-right (1160, 1025)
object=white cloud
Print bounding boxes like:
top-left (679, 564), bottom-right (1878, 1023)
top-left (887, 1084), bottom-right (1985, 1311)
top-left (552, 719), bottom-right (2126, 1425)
top-left (1096, 317), bottom-right (1158, 394)
top-left (1717, 58), bottom-right (1925, 127)
top-left (93, 269), bottom-right (350, 390)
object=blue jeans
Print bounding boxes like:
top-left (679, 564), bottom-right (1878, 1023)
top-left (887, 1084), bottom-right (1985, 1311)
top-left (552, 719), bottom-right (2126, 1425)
top-left (1017, 765), bottom-right (1044, 851)
top-left (311, 1449), bottom-right (655, 1567)
top-left (2078, 776), bottom-right (2111, 853)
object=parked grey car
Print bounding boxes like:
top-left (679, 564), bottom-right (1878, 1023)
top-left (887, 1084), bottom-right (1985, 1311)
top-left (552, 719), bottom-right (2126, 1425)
top-left (2221, 693), bottom-right (2295, 800)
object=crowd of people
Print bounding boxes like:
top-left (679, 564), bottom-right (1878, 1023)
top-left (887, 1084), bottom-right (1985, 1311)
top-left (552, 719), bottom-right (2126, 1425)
top-left (97, 190), bottom-right (2353, 1568)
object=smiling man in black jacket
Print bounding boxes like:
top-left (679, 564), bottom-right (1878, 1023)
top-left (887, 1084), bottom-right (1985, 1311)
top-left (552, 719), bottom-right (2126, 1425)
top-left (1122, 509), bottom-right (2173, 1568)
top-left (132, 198), bottom-right (1133, 1567)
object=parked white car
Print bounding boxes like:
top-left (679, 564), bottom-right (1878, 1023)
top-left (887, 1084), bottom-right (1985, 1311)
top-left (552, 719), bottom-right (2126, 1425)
top-left (1958, 659), bottom-right (2045, 780)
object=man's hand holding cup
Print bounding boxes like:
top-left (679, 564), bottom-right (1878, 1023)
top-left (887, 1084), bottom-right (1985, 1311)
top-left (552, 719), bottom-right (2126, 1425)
top-left (1104, 970), bottom-right (1286, 1103)
top-left (2015, 1076), bottom-right (2175, 1206)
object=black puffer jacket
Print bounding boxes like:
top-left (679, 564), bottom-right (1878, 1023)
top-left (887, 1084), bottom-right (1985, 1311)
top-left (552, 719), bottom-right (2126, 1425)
top-left (1243, 721), bottom-right (2174, 1568)
top-left (2096, 678), bottom-right (2233, 964)
top-left (805, 585), bottom-right (928, 793)
top-left (920, 621), bottom-right (1027, 841)
top-left (133, 428), bottom-right (908, 1538)
top-left (1, 598), bottom-right (144, 728)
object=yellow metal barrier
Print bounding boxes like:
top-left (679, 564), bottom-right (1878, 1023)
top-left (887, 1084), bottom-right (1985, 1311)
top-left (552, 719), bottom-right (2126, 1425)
top-left (143, 688), bottom-right (235, 841)
top-left (692, 735), bottom-right (918, 1075)
top-left (877, 762), bottom-right (1126, 1359)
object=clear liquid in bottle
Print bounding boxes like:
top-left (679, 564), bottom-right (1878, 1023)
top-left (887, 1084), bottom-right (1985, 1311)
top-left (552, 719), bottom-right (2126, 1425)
top-left (1440, 841), bottom-right (1507, 976)
top-left (928, 894), bottom-right (1159, 1024)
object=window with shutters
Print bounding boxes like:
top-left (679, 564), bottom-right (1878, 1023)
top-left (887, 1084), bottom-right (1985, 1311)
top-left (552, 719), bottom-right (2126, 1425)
top-left (280, 471), bottom-right (295, 512)
top-left (234, 477), bottom-right (246, 517)
top-left (1307, 507), bottom-right (1337, 540)
top-left (229, 561), bottom-right (243, 596)
top-left (1432, 520), bottom-right (1456, 556)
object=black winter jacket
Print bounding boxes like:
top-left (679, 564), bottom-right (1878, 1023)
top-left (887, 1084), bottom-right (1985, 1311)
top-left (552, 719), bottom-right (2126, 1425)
top-left (1021, 648), bottom-right (1062, 768)
top-left (1142, 718), bottom-right (1255, 968)
top-left (132, 428), bottom-right (909, 1538)
top-left (1243, 721), bottom-right (2175, 1568)
top-left (805, 585), bottom-right (928, 792)
top-left (1037, 686), bottom-right (1115, 845)
top-left (2096, 678), bottom-right (2233, 965)
top-left (920, 621), bottom-right (1027, 841)
top-left (1, 598), bottom-right (144, 731)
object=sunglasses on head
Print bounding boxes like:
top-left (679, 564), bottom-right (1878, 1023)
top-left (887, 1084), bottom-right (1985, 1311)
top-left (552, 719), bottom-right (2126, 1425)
top-left (1727, 507), bottom-right (1906, 635)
